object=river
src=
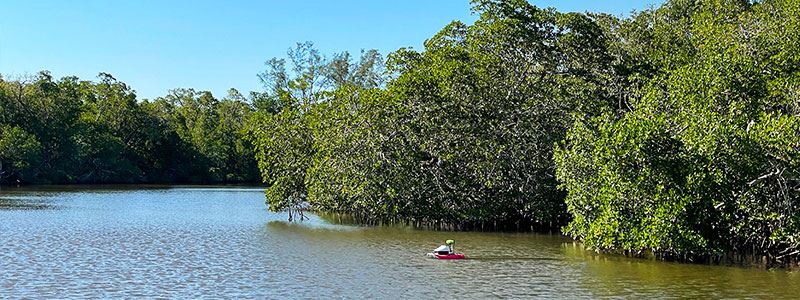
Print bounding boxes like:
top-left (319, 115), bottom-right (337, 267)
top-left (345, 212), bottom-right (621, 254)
top-left (0, 186), bottom-right (796, 298)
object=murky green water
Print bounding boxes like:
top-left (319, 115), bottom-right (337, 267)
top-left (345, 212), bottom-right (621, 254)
top-left (0, 186), bottom-right (796, 298)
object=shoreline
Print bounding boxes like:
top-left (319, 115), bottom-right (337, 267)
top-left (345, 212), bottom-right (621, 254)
top-left (3, 184), bottom-right (798, 270)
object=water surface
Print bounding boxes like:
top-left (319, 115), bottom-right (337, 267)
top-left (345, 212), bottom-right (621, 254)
top-left (0, 186), bottom-right (796, 298)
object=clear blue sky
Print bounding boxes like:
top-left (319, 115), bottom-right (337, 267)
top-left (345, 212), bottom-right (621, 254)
top-left (0, 0), bottom-right (663, 100)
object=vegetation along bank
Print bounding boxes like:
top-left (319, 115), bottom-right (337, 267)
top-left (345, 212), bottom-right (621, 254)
top-left (2, 0), bottom-right (798, 267)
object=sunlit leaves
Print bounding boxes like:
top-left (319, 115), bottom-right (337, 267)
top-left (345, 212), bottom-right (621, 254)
top-left (556, 0), bottom-right (800, 263)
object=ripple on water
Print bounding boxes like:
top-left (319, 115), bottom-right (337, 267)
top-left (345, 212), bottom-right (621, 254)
top-left (1, 186), bottom-right (799, 299)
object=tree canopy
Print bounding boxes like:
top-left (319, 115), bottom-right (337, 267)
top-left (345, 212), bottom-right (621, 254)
top-left (250, 1), bottom-right (628, 229)
top-left (0, 72), bottom-right (258, 185)
top-left (3, 0), bottom-right (798, 266)
top-left (249, 0), bottom-right (800, 265)
top-left (555, 0), bottom-right (800, 264)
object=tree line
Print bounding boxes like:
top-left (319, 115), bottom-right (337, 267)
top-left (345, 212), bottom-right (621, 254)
top-left (0, 72), bottom-right (259, 184)
top-left (2, 0), bottom-right (798, 266)
top-left (250, 0), bottom-right (799, 266)
top-left (250, 0), bottom-right (628, 228)
top-left (555, 0), bottom-right (800, 265)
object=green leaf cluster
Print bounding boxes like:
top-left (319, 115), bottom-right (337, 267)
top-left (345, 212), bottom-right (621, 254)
top-left (0, 72), bottom-right (259, 184)
top-left (556, 0), bottom-right (800, 261)
top-left (251, 1), bottom-right (620, 228)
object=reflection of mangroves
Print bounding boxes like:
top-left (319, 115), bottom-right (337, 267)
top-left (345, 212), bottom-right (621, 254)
top-left (4, 184), bottom-right (176, 193)
top-left (264, 220), bottom-right (362, 235)
top-left (265, 218), bottom-right (576, 264)
top-left (563, 241), bottom-right (800, 270)
top-left (316, 212), bottom-right (559, 233)
top-left (0, 197), bottom-right (56, 210)
top-left (563, 242), bottom-right (800, 298)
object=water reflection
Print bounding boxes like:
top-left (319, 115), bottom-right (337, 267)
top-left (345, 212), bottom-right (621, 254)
top-left (0, 186), bottom-right (797, 298)
top-left (563, 243), bottom-right (800, 298)
top-left (0, 196), bottom-right (57, 210)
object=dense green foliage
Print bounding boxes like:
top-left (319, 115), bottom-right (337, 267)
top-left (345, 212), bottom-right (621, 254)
top-left (3, 0), bottom-right (797, 265)
top-left (0, 72), bottom-right (258, 185)
top-left (248, 42), bottom-right (389, 220)
top-left (249, 0), bottom-right (800, 264)
top-left (251, 1), bottom-right (628, 229)
top-left (555, 0), bottom-right (800, 263)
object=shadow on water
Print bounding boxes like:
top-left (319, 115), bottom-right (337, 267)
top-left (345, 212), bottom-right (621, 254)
top-left (0, 184), bottom-right (260, 194)
top-left (264, 219), bottom-right (364, 234)
top-left (0, 197), bottom-right (57, 210)
top-left (562, 242), bottom-right (800, 298)
top-left (263, 218), bottom-right (572, 261)
top-left (3, 186), bottom-right (800, 298)
top-left (0, 184), bottom-right (264, 210)
top-left (467, 256), bottom-right (563, 261)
